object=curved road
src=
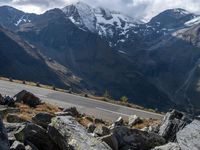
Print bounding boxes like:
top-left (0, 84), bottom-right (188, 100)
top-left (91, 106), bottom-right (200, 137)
top-left (0, 80), bottom-right (163, 122)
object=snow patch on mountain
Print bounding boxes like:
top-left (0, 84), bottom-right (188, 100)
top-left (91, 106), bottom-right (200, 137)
top-left (14, 15), bottom-right (31, 26)
top-left (63, 2), bottom-right (97, 32)
top-left (185, 16), bottom-right (200, 26)
top-left (62, 2), bottom-right (141, 37)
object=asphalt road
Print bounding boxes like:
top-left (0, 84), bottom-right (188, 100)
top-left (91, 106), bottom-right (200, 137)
top-left (0, 80), bottom-right (163, 122)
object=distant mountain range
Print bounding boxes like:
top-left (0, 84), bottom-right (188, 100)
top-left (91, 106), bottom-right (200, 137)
top-left (1, 2), bottom-right (200, 114)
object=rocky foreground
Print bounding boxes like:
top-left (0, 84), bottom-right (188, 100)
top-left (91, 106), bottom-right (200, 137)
top-left (0, 91), bottom-right (199, 150)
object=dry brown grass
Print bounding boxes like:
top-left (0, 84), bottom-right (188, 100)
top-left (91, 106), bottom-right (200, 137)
top-left (133, 118), bottom-right (161, 129)
top-left (15, 102), bottom-right (61, 121)
top-left (79, 117), bottom-right (93, 127)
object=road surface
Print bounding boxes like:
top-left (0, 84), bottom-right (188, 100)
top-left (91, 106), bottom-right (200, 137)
top-left (0, 80), bottom-right (163, 121)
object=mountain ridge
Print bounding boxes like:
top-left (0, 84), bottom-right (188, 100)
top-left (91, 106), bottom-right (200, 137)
top-left (1, 2), bottom-right (200, 113)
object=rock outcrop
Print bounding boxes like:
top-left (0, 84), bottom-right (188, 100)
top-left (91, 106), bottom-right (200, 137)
top-left (177, 120), bottom-right (200, 150)
top-left (48, 116), bottom-right (111, 150)
top-left (158, 109), bottom-right (192, 142)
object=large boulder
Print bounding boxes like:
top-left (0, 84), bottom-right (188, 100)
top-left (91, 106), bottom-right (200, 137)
top-left (152, 142), bottom-right (181, 150)
top-left (14, 90), bottom-right (41, 107)
top-left (32, 112), bottom-right (54, 128)
top-left (0, 118), bottom-right (10, 150)
top-left (177, 120), bottom-right (200, 150)
top-left (14, 123), bottom-right (59, 150)
top-left (48, 116), bottom-right (112, 150)
top-left (159, 110), bottom-right (192, 142)
top-left (112, 126), bottom-right (166, 150)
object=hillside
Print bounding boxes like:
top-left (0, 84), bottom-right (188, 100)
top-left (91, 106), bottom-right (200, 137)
top-left (1, 3), bottom-right (200, 113)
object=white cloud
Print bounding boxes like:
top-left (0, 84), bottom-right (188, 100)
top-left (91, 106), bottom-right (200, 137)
top-left (0, 0), bottom-right (200, 20)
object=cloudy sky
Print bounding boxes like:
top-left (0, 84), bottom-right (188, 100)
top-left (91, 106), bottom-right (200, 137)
top-left (0, 0), bottom-right (200, 20)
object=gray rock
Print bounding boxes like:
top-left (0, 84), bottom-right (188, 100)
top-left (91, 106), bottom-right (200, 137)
top-left (94, 118), bottom-right (105, 124)
top-left (177, 120), bottom-right (200, 150)
top-left (5, 122), bottom-right (26, 143)
top-left (54, 112), bottom-right (72, 116)
top-left (128, 115), bottom-right (142, 126)
top-left (3, 96), bottom-right (15, 107)
top-left (0, 118), bottom-right (10, 150)
top-left (48, 116), bottom-right (112, 150)
top-left (152, 142), bottom-right (181, 150)
top-left (159, 110), bottom-right (192, 142)
top-left (14, 123), bottom-right (59, 150)
top-left (0, 94), bottom-right (3, 104)
top-left (14, 90), bottom-right (41, 108)
top-left (24, 141), bottom-right (39, 150)
top-left (10, 141), bottom-right (25, 150)
top-left (63, 107), bottom-right (79, 117)
top-left (7, 114), bottom-right (27, 123)
top-left (100, 133), bottom-right (118, 150)
top-left (112, 117), bottom-right (124, 127)
top-left (32, 112), bottom-right (54, 128)
top-left (94, 125), bottom-right (110, 136)
top-left (113, 126), bottom-right (166, 150)
top-left (0, 106), bottom-right (20, 119)
top-left (87, 123), bottom-right (96, 133)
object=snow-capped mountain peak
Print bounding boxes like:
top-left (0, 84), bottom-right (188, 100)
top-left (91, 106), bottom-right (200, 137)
top-left (62, 2), bottom-right (97, 32)
top-left (62, 1), bottom-right (142, 38)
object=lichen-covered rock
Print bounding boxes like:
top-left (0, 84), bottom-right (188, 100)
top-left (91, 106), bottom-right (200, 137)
top-left (159, 109), bottom-right (192, 142)
top-left (0, 118), bottom-right (10, 150)
top-left (177, 120), bottom-right (200, 150)
top-left (14, 90), bottom-right (41, 108)
top-left (32, 112), bottom-right (54, 128)
top-left (5, 122), bottom-right (26, 143)
top-left (152, 142), bottom-right (181, 150)
top-left (94, 125), bottom-right (110, 136)
top-left (113, 126), bottom-right (166, 150)
top-left (48, 116), bottom-right (112, 150)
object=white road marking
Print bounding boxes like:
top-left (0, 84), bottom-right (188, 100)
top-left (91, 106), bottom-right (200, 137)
top-left (96, 107), bottom-right (130, 117)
